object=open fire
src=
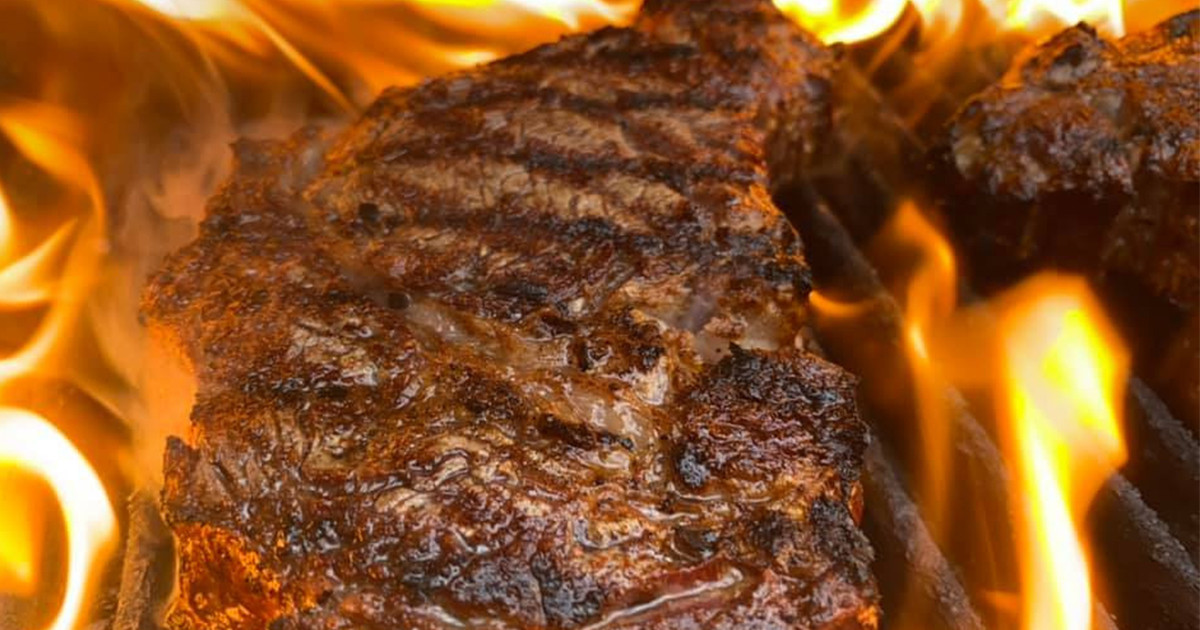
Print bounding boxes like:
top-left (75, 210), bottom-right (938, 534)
top-left (0, 0), bottom-right (1193, 629)
top-left (814, 203), bottom-right (1132, 629)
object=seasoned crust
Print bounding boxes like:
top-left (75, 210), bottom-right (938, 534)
top-left (939, 10), bottom-right (1198, 302)
top-left (145, 1), bottom-right (877, 628)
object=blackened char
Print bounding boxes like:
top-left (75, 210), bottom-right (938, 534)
top-left (143, 1), bottom-right (879, 628)
top-left (936, 11), bottom-right (1200, 427)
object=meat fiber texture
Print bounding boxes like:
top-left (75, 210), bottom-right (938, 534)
top-left (936, 10), bottom-right (1200, 427)
top-left (143, 1), bottom-right (880, 628)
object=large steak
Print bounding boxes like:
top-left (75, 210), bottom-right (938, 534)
top-left (144, 1), bottom-right (879, 627)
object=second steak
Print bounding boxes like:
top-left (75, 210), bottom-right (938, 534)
top-left (936, 11), bottom-right (1200, 427)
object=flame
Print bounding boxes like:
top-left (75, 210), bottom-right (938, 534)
top-left (894, 211), bottom-right (1128, 629)
top-left (118, 0), bottom-right (1141, 93)
top-left (0, 103), bottom-right (118, 628)
top-left (0, 410), bottom-right (117, 630)
top-left (884, 203), bottom-right (959, 535)
top-left (778, 0), bottom-right (1137, 44)
top-left (815, 200), bottom-right (1129, 628)
top-left (118, 0), bottom-right (640, 107)
top-left (1005, 0), bottom-right (1125, 36)
top-left (775, 0), bottom-right (911, 43)
top-left (995, 276), bottom-right (1128, 630)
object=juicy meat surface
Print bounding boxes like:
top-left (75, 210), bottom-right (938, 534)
top-left (144, 1), bottom-right (880, 628)
top-left (937, 10), bottom-right (1200, 425)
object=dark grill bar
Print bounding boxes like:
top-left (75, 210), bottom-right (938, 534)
top-left (861, 441), bottom-right (984, 630)
top-left (113, 493), bottom-right (171, 630)
top-left (1123, 378), bottom-right (1200, 561)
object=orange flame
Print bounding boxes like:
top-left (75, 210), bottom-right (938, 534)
top-left (119, 0), bottom-right (640, 108)
top-left (815, 201), bottom-right (1129, 628)
top-left (0, 104), bottom-right (118, 629)
top-left (994, 276), bottom-right (1128, 630)
top-left (1004, 0), bottom-right (1125, 36)
top-left (0, 410), bottom-right (117, 630)
top-left (884, 203), bottom-right (959, 535)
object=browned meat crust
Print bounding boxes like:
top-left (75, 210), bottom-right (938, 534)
top-left (143, 2), bottom-right (879, 628)
top-left (936, 10), bottom-right (1200, 426)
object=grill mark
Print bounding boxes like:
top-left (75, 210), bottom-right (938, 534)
top-left (381, 86), bottom-right (747, 167)
top-left (341, 158), bottom-right (674, 236)
top-left (340, 160), bottom-right (745, 269)
top-left (487, 33), bottom-right (705, 81)
top-left (326, 186), bottom-right (653, 318)
top-left (410, 77), bottom-right (750, 133)
top-left (336, 172), bottom-right (799, 315)
top-left (383, 29), bottom-right (754, 119)
top-left (372, 127), bottom-right (760, 199)
top-left (322, 164), bottom-right (802, 317)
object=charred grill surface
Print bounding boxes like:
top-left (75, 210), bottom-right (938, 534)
top-left (143, 1), bottom-right (879, 628)
top-left (936, 11), bottom-right (1200, 427)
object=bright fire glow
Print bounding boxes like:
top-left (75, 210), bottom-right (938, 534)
top-left (0, 104), bottom-right (118, 628)
top-left (122, 0), bottom-right (1151, 82)
top-left (892, 210), bottom-right (1128, 628)
top-left (996, 276), bottom-right (1128, 630)
top-left (1006, 0), bottom-right (1125, 36)
top-left (0, 411), bottom-right (117, 630)
top-left (815, 200), bottom-right (1130, 628)
top-left (775, 0), bottom-right (911, 43)
top-left (136, 0), bottom-right (237, 20)
top-left (778, 0), bottom-right (1134, 43)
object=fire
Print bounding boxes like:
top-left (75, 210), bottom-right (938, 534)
top-left (0, 104), bottom-right (118, 628)
top-left (775, 0), bottom-right (911, 43)
top-left (119, 0), bottom-right (640, 106)
top-left (1005, 0), bottom-right (1125, 35)
top-left (0, 410), bottom-right (117, 630)
top-left (779, 0), bottom-right (1135, 43)
top-left (995, 277), bottom-right (1128, 630)
top-left (846, 202), bottom-right (1129, 628)
top-left (118, 0), bottom-right (1158, 98)
top-left (878, 203), bottom-right (959, 535)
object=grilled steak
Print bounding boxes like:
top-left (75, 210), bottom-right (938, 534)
top-left (936, 10), bottom-right (1200, 427)
top-left (144, 1), bottom-right (879, 628)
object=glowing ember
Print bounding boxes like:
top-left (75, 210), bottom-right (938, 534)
top-left (994, 276), bottom-right (1128, 630)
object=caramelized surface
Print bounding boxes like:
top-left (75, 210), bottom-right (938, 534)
top-left (145, 1), bottom-right (878, 627)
